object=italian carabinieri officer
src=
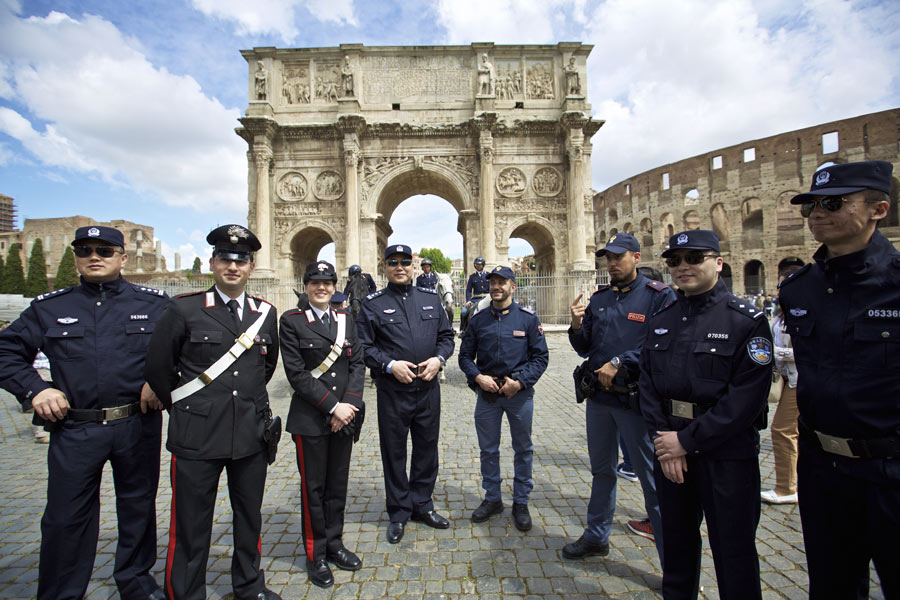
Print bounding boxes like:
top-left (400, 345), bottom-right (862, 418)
top-left (145, 225), bottom-right (281, 600)
top-left (279, 261), bottom-right (365, 588)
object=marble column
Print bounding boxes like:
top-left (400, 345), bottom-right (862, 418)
top-left (343, 134), bottom-right (360, 269)
top-left (566, 131), bottom-right (591, 269)
top-left (253, 145), bottom-right (273, 272)
top-left (479, 131), bottom-right (496, 264)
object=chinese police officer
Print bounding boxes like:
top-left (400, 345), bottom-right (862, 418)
top-left (356, 244), bottom-right (455, 543)
top-left (0, 225), bottom-right (168, 600)
top-left (639, 230), bottom-right (772, 599)
top-left (778, 160), bottom-right (899, 597)
top-left (458, 266), bottom-right (549, 531)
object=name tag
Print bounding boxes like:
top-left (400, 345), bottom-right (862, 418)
top-left (513, 330), bottom-right (526, 337)
top-left (627, 313), bottom-right (645, 322)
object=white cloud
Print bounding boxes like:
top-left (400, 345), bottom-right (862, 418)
top-left (437, 0), bottom-right (574, 44)
top-left (191, 0), bottom-right (357, 43)
top-left (0, 7), bottom-right (247, 212)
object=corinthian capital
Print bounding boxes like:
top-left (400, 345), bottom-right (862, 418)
top-left (254, 147), bottom-right (273, 169)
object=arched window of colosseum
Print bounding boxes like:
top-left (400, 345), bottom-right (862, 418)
top-left (608, 208), bottom-right (618, 222)
top-left (776, 191), bottom-right (804, 246)
top-left (623, 222), bottom-right (634, 234)
top-left (741, 198), bottom-right (763, 249)
top-left (743, 260), bottom-right (765, 295)
top-left (682, 210), bottom-right (700, 230)
top-left (743, 147), bottom-right (756, 163)
top-left (684, 188), bottom-right (700, 206)
top-left (609, 228), bottom-right (618, 236)
top-left (659, 213), bottom-right (674, 240)
top-left (822, 131), bottom-right (839, 154)
top-left (721, 262), bottom-right (733, 291)
top-left (639, 218), bottom-right (653, 250)
top-left (662, 173), bottom-right (670, 190)
top-left (712, 155), bottom-right (723, 170)
top-left (710, 203), bottom-right (730, 242)
top-left (625, 183), bottom-right (631, 195)
top-left (882, 177), bottom-right (900, 228)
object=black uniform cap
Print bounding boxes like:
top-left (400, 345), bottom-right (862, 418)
top-left (72, 225), bottom-right (124, 248)
top-left (791, 160), bottom-right (894, 204)
top-left (207, 224), bottom-right (260, 261)
top-left (661, 230), bottom-right (720, 257)
top-left (303, 261), bottom-right (337, 285)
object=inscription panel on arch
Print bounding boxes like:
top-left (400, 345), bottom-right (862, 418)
top-left (362, 55), bottom-right (474, 101)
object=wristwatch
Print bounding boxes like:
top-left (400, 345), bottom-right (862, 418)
top-left (610, 356), bottom-right (622, 370)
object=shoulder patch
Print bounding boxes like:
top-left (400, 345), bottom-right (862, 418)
top-left (518, 304), bottom-right (535, 314)
top-left (365, 289), bottom-right (385, 300)
top-left (727, 297), bottom-right (765, 319)
top-left (645, 279), bottom-right (669, 292)
top-left (747, 336), bottom-right (773, 365)
top-left (417, 286), bottom-right (437, 294)
top-left (34, 287), bottom-right (74, 302)
top-left (777, 263), bottom-right (812, 289)
top-left (174, 290), bottom-right (204, 300)
top-left (132, 285), bottom-right (166, 297)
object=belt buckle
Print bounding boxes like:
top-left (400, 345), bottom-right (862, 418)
top-left (102, 404), bottom-right (129, 424)
top-left (671, 400), bottom-right (695, 419)
top-left (237, 333), bottom-right (254, 350)
top-left (815, 431), bottom-right (858, 458)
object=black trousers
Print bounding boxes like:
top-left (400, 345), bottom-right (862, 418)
top-left (376, 384), bottom-right (441, 522)
top-left (165, 451), bottom-right (268, 600)
top-left (655, 455), bottom-right (761, 600)
top-left (39, 411), bottom-right (162, 600)
top-left (798, 439), bottom-right (900, 599)
top-left (293, 433), bottom-right (353, 561)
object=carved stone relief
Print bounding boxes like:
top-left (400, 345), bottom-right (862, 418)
top-left (282, 62), bottom-right (311, 105)
top-left (315, 62), bottom-right (341, 103)
top-left (277, 172), bottom-right (308, 201)
top-left (495, 60), bottom-right (523, 100)
top-left (496, 197), bottom-right (566, 213)
top-left (496, 167), bottom-right (528, 197)
top-left (314, 170), bottom-right (345, 200)
top-left (362, 55), bottom-right (473, 101)
top-left (532, 167), bottom-right (563, 197)
top-left (526, 60), bottom-right (555, 99)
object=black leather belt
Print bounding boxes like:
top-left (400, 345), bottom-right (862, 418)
top-left (799, 421), bottom-right (900, 459)
top-left (68, 402), bottom-right (141, 424)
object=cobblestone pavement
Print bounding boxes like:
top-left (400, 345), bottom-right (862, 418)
top-left (0, 331), bottom-right (884, 599)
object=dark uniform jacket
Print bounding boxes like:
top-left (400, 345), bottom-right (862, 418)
top-left (465, 271), bottom-right (490, 302)
top-left (416, 272), bottom-right (438, 290)
top-left (144, 287), bottom-right (279, 460)
top-left (280, 306), bottom-right (364, 436)
top-left (639, 279), bottom-right (773, 459)
top-left (458, 301), bottom-right (549, 389)
top-left (356, 283), bottom-right (455, 392)
top-left (778, 230), bottom-right (900, 443)
top-left (0, 276), bottom-right (167, 409)
top-left (569, 273), bottom-right (676, 406)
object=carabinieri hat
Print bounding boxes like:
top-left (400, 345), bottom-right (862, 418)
top-left (661, 230), bottom-right (720, 257)
top-left (207, 224), bottom-right (261, 261)
top-left (791, 160), bottom-right (894, 204)
top-left (303, 261), bottom-right (337, 284)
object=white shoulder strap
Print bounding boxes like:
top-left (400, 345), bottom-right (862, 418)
top-left (310, 311), bottom-right (347, 379)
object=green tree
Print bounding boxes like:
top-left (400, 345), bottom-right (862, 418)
top-left (192, 256), bottom-right (202, 274)
top-left (2, 243), bottom-right (25, 294)
top-left (418, 248), bottom-right (452, 273)
top-left (54, 246), bottom-right (79, 289)
top-left (24, 238), bottom-right (49, 297)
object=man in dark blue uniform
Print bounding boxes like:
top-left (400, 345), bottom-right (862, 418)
top-left (563, 233), bottom-right (675, 563)
top-left (356, 244), bottom-right (455, 543)
top-left (0, 225), bottom-right (168, 600)
top-left (461, 256), bottom-right (490, 331)
top-left (415, 258), bottom-right (438, 289)
top-left (639, 230), bottom-right (772, 600)
top-left (778, 160), bottom-right (899, 598)
top-left (458, 266), bottom-right (549, 531)
top-left (144, 225), bottom-right (281, 600)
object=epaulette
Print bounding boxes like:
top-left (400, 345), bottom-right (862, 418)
top-left (518, 305), bottom-right (535, 314)
top-left (593, 284), bottom-right (610, 295)
top-left (174, 290), bottom-right (204, 300)
top-left (35, 287), bottom-right (74, 302)
top-left (417, 286), bottom-right (437, 294)
top-left (646, 280), bottom-right (670, 292)
top-left (250, 295), bottom-right (273, 307)
top-left (777, 263), bottom-right (812, 289)
top-left (132, 285), bottom-right (165, 297)
top-left (653, 298), bottom-right (678, 317)
top-left (366, 289), bottom-right (385, 300)
top-left (728, 297), bottom-right (765, 319)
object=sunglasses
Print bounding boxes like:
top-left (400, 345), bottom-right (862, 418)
top-left (386, 258), bottom-right (412, 267)
top-left (72, 245), bottom-right (122, 258)
top-left (800, 196), bottom-right (849, 218)
top-left (665, 253), bottom-right (719, 268)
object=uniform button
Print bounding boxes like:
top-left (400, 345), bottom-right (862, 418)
top-left (332, 386), bottom-right (337, 391)
top-left (204, 336), bottom-right (209, 341)
top-left (62, 331), bottom-right (68, 336)
top-left (599, 307), bottom-right (605, 312)
top-left (682, 317), bottom-right (687, 322)
top-left (827, 288), bottom-right (834, 294)
top-left (331, 372), bottom-right (336, 377)
top-left (140, 327), bottom-right (145, 331)
top-left (232, 390), bottom-right (238, 396)
top-left (710, 348), bottom-right (716, 352)
top-left (654, 343), bottom-right (659, 348)
top-left (233, 371), bottom-right (239, 376)
top-left (96, 301), bottom-right (102, 306)
top-left (882, 331), bottom-right (890, 338)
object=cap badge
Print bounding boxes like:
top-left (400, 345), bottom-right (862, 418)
top-left (88, 227), bottom-right (100, 237)
top-left (395, 245), bottom-right (403, 252)
top-left (227, 225), bottom-right (249, 244)
top-left (317, 262), bottom-right (328, 271)
top-left (815, 170), bottom-right (830, 186)
top-left (677, 233), bottom-right (689, 245)
top-left (608, 235), bottom-right (616, 244)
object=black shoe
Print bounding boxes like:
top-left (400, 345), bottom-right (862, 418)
top-left (148, 590), bottom-right (166, 600)
top-left (410, 510), bottom-right (450, 529)
top-left (471, 499), bottom-right (504, 523)
top-left (387, 521), bottom-right (406, 543)
top-left (254, 589), bottom-right (283, 600)
top-left (512, 503), bottom-right (532, 531)
top-left (326, 546), bottom-right (362, 571)
top-left (306, 558), bottom-right (334, 588)
top-left (562, 535), bottom-right (610, 559)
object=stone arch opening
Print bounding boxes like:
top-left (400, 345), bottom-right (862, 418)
top-left (684, 188), bottom-right (700, 205)
top-left (776, 191), bottom-right (804, 246)
top-left (721, 262), bottom-right (733, 291)
top-left (659, 213), bottom-right (675, 249)
top-left (622, 222), bottom-right (634, 235)
top-left (639, 218), bottom-right (653, 251)
top-left (288, 227), bottom-right (335, 280)
top-left (608, 208), bottom-right (618, 222)
top-left (881, 176), bottom-right (899, 228)
top-left (744, 259), bottom-right (765, 295)
top-left (683, 210), bottom-right (700, 230)
top-left (508, 219), bottom-right (556, 274)
top-left (741, 198), bottom-right (763, 250)
top-left (710, 203), bottom-right (730, 249)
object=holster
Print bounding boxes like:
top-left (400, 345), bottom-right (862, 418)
top-left (32, 412), bottom-right (63, 433)
top-left (573, 361), bottom-right (596, 404)
top-left (263, 408), bottom-right (282, 465)
top-left (610, 369), bottom-right (641, 414)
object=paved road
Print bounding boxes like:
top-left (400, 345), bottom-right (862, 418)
top-left (0, 332), bottom-right (883, 599)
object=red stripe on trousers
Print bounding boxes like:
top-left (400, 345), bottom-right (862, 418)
top-left (294, 434), bottom-right (316, 560)
top-left (165, 455), bottom-right (177, 600)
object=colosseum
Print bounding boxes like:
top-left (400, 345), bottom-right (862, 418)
top-left (593, 108), bottom-right (900, 295)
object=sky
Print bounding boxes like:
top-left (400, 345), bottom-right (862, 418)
top-left (1, 0), bottom-right (899, 271)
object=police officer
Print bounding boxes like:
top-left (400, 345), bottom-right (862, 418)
top-left (458, 266), bottom-right (548, 530)
top-left (461, 256), bottom-right (490, 331)
top-left (344, 265), bottom-right (377, 318)
top-left (144, 225), bottom-right (281, 600)
top-left (563, 233), bottom-right (675, 562)
top-left (416, 258), bottom-right (438, 289)
top-left (778, 160), bottom-right (899, 597)
top-left (344, 264), bottom-right (377, 295)
top-left (356, 244), bottom-right (455, 543)
top-left (639, 230), bottom-right (772, 600)
top-left (280, 261), bottom-right (364, 588)
top-left (0, 225), bottom-right (168, 600)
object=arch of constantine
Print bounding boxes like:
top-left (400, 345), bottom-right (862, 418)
top-left (594, 108), bottom-right (900, 294)
top-left (236, 43), bottom-right (601, 280)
